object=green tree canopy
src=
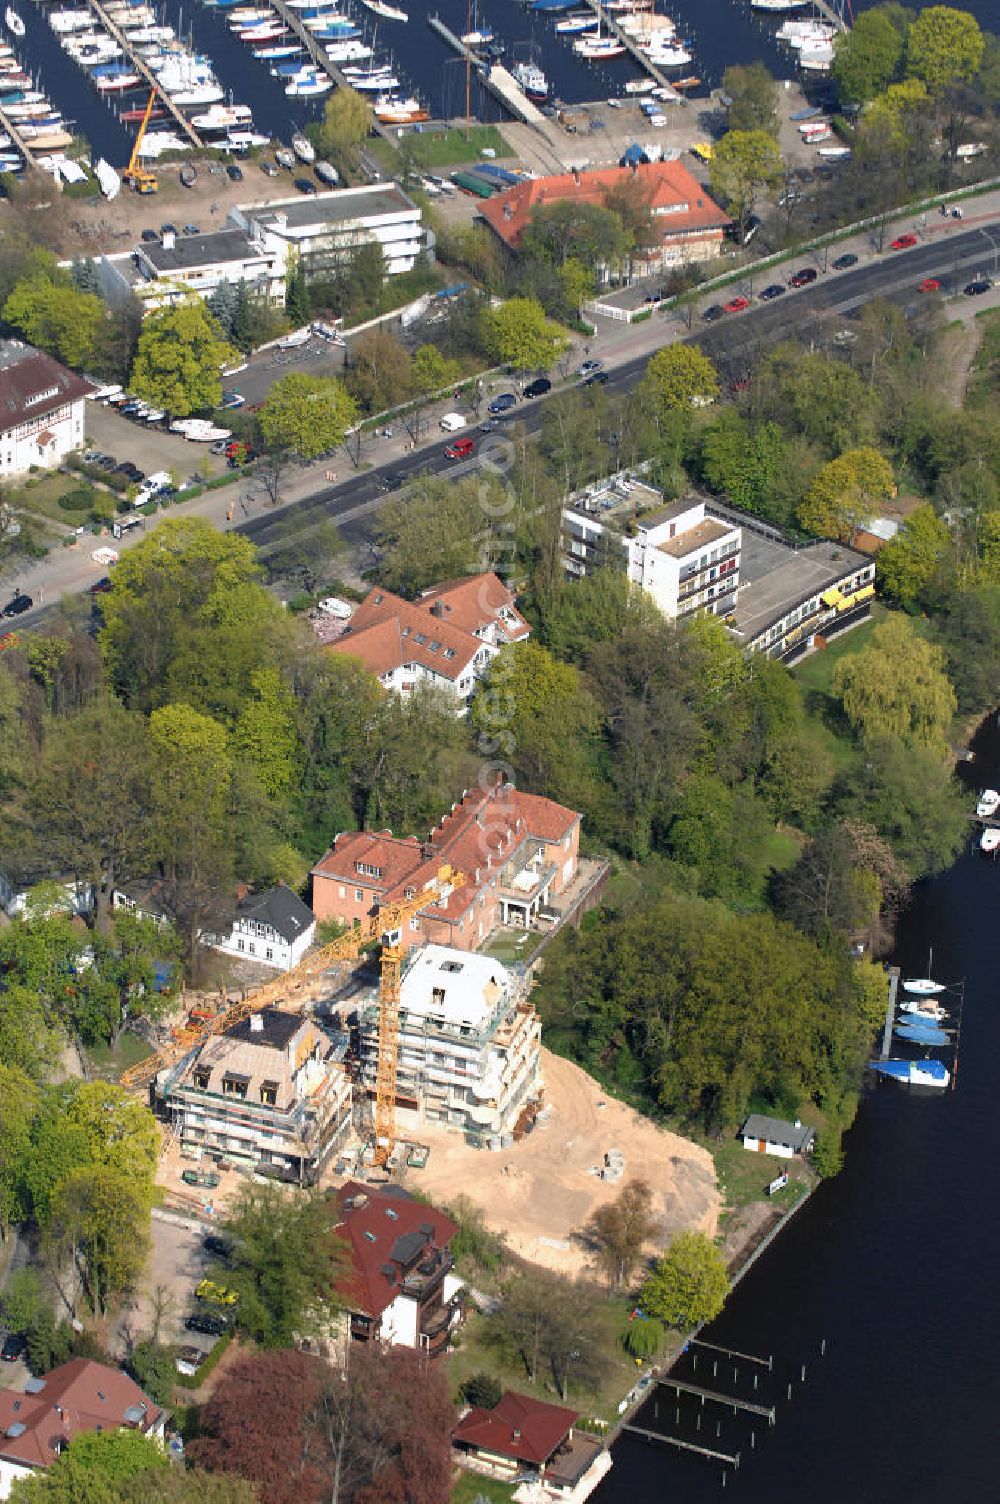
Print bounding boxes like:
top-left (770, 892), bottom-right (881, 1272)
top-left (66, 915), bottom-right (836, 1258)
top-left (876, 504), bottom-right (950, 606)
top-left (376, 474), bottom-right (484, 596)
top-left (346, 328), bottom-right (412, 414)
top-left (318, 84), bottom-right (372, 156)
top-left (831, 6), bottom-right (905, 104)
top-left (640, 345), bottom-right (720, 420)
top-left (798, 447), bottom-right (895, 542)
top-left (722, 61), bottom-right (779, 134)
top-left (708, 129), bottom-right (783, 238)
top-left (481, 297), bottom-right (570, 372)
top-left (258, 372), bottom-right (358, 459)
top-left (411, 342), bottom-right (461, 395)
top-left (3, 274), bottom-right (105, 371)
top-left (129, 300), bottom-right (238, 417)
top-left (521, 199), bottom-right (632, 269)
top-left (832, 614), bottom-right (957, 751)
top-left (9, 1428), bottom-right (168, 1504)
top-left (45, 1164), bottom-right (151, 1314)
top-left (698, 411), bottom-right (796, 526)
top-left (641, 1232), bottom-right (729, 1331)
top-left (906, 4), bottom-right (984, 93)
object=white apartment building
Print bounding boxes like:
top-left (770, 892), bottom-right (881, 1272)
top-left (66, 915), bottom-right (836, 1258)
top-left (0, 342), bottom-right (93, 479)
top-left (355, 944), bottom-right (542, 1149)
top-left (563, 485), bottom-right (742, 621)
top-left (232, 183), bottom-right (426, 279)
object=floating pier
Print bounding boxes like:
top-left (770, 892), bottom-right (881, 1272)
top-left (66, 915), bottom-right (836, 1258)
top-left (881, 967), bottom-right (900, 1060)
top-left (268, 0), bottom-right (396, 143)
top-left (0, 100), bottom-right (40, 172)
top-left (623, 1425), bottom-right (740, 1467)
top-left (427, 14), bottom-right (548, 127)
top-left (84, 0), bottom-right (204, 149)
top-left (690, 1339), bottom-right (773, 1369)
top-left (656, 1377), bottom-right (776, 1423)
top-left (578, 0), bottom-right (682, 96)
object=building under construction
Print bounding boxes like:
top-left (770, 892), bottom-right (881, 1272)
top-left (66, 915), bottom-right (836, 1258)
top-left (354, 944), bottom-right (541, 1150)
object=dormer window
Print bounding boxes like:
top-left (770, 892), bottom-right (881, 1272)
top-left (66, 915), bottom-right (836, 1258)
top-left (194, 1070), bottom-right (210, 1091)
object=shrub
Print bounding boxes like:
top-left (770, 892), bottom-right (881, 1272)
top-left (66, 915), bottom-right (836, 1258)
top-left (460, 1372), bottom-right (502, 1410)
top-left (58, 485), bottom-right (94, 512)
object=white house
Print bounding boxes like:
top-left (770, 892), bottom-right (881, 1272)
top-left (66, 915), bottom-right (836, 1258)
top-left (741, 1114), bottom-right (815, 1159)
top-left (0, 865), bottom-right (93, 919)
top-left (0, 342), bottom-right (94, 480)
top-left (209, 883), bottom-right (316, 971)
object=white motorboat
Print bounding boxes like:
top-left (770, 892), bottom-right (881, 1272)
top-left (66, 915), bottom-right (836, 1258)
top-left (461, 27), bottom-right (493, 44)
top-left (5, 8), bottom-right (25, 37)
top-left (286, 73), bottom-right (333, 94)
top-left (645, 43), bottom-right (692, 66)
top-left (372, 94), bottom-right (428, 123)
top-left (899, 999), bottom-right (948, 1021)
top-left (555, 14), bottom-right (597, 32)
top-left (94, 156), bottom-right (120, 198)
top-left (976, 788), bottom-right (1000, 818)
top-left (752, 0), bottom-right (808, 10)
top-left (291, 129), bottom-right (315, 162)
top-left (981, 826), bottom-right (1000, 855)
top-left (777, 18), bottom-right (836, 43)
top-left (574, 34), bottom-right (627, 57)
top-left (902, 978), bottom-right (947, 996)
top-left (624, 77), bottom-right (656, 92)
top-left (513, 59), bottom-right (548, 99)
top-left (361, 0), bottom-right (408, 17)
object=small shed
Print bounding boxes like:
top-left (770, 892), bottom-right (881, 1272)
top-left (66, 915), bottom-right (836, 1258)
top-left (740, 1115), bottom-right (814, 1160)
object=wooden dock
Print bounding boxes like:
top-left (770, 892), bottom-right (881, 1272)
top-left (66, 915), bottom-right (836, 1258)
top-left (0, 98), bottom-right (41, 172)
top-left (690, 1339), bottom-right (772, 1369)
top-left (266, 0), bottom-right (395, 144)
top-left (881, 967), bottom-right (900, 1059)
top-left (579, 0), bottom-right (682, 97)
top-left (623, 1425), bottom-right (740, 1467)
top-left (657, 1377), bottom-right (776, 1423)
top-left (85, 0), bottom-right (203, 149)
top-left (426, 14), bottom-right (548, 128)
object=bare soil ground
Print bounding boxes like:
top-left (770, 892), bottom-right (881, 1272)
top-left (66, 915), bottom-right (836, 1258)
top-left (409, 1049), bottom-right (719, 1278)
top-left (936, 319), bottom-right (986, 407)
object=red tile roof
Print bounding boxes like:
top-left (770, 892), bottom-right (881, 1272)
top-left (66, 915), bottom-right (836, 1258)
top-left (418, 572), bottom-right (530, 641)
top-left (0, 345), bottom-right (95, 437)
top-left (479, 160), bottom-right (730, 252)
top-left (311, 830), bottom-right (423, 893)
top-left (453, 1390), bottom-right (578, 1466)
top-left (331, 1181), bottom-right (458, 1320)
top-left (0, 1359), bottom-right (161, 1473)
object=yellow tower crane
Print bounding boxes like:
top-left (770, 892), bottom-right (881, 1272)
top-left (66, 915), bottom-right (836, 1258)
top-left (122, 89), bottom-right (159, 195)
top-left (121, 865), bottom-right (464, 1169)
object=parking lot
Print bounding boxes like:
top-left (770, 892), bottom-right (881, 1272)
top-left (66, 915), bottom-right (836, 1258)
top-left (85, 404), bottom-right (228, 485)
top-left (124, 1211), bottom-right (227, 1365)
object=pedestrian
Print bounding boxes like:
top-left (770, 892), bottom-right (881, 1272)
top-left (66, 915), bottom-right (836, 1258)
top-left (226, 505), bottom-right (234, 523)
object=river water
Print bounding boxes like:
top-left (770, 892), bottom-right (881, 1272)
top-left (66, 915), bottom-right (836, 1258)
top-left (11, 0), bottom-right (997, 165)
top-left (593, 714), bottom-right (996, 1504)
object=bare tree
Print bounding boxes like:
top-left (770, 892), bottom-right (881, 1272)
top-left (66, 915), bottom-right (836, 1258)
top-left (581, 1179), bottom-right (657, 1292)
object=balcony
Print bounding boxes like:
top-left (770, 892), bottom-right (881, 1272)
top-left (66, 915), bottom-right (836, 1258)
top-left (400, 1248), bottom-right (454, 1302)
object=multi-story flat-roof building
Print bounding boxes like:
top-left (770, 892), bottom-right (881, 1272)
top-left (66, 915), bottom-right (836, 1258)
top-left (355, 944), bottom-right (542, 1147)
top-left (563, 481), bottom-right (741, 621)
top-left (155, 1008), bottom-right (352, 1185)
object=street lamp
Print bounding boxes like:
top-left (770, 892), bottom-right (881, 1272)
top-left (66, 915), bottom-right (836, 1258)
top-left (979, 227), bottom-right (1000, 278)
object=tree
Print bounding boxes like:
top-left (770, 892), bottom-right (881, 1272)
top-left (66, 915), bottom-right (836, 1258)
top-left (377, 475), bottom-right (483, 596)
top-left (119, 1474), bottom-right (259, 1504)
top-left (126, 1339), bottom-right (179, 1407)
top-left (797, 447), bottom-right (895, 542)
top-left (346, 329), bottom-right (412, 414)
top-left (45, 1165), bottom-right (151, 1314)
top-left (267, 516), bottom-right (344, 597)
top-left (622, 1315), bottom-right (664, 1360)
top-left (219, 1183), bottom-right (347, 1348)
top-left (285, 257), bottom-right (311, 327)
top-left (66, 1081), bottom-right (160, 1189)
top-left (461, 1373), bottom-right (503, 1410)
top-left (772, 825), bottom-right (884, 939)
top-left (0, 1073), bottom-right (38, 1237)
top-left (832, 614), bottom-right (957, 752)
top-left (411, 343), bottom-right (461, 397)
top-left (838, 734), bottom-right (968, 877)
top-left (349, 241), bottom-right (386, 309)
top-left (709, 129), bottom-right (783, 241)
top-left (864, 78), bottom-right (931, 146)
top-left (521, 199), bottom-right (631, 270)
top-left (639, 345), bottom-right (719, 420)
top-left (480, 297), bottom-right (570, 373)
top-left (489, 1270), bottom-right (604, 1398)
top-left (258, 373), bottom-right (358, 460)
top-left (319, 85), bottom-right (372, 158)
top-left (3, 274), bottom-right (105, 371)
top-left (698, 411), bottom-right (796, 526)
top-left (906, 5), bottom-right (984, 94)
top-left (831, 8), bottom-right (905, 105)
top-left (722, 61), bottom-right (778, 134)
top-left (876, 504), bottom-right (950, 606)
top-left (233, 667), bottom-right (300, 801)
top-left (9, 1430), bottom-right (168, 1504)
top-left (641, 1232), bottom-right (729, 1331)
top-left (582, 1180), bottom-right (657, 1291)
top-left (129, 301), bottom-right (239, 417)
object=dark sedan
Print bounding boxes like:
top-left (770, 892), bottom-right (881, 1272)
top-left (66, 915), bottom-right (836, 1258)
top-left (760, 283), bottom-right (786, 300)
top-left (702, 304), bottom-right (726, 322)
top-left (832, 253), bottom-right (858, 269)
top-left (185, 1311), bottom-right (230, 1336)
top-left (3, 592), bottom-right (32, 618)
top-left (487, 392), bottom-right (517, 414)
top-left (789, 267), bottom-right (819, 287)
top-left (964, 278), bottom-right (992, 296)
top-left (584, 370), bottom-right (610, 387)
top-left (294, 177), bottom-right (318, 195)
top-left (523, 377), bottom-right (552, 399)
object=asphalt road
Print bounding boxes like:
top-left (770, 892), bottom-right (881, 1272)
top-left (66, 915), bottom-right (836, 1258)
top-left (237, 220), bottom-right (1000, 556)
top-left (8, 218), bottom-right (1000, 633)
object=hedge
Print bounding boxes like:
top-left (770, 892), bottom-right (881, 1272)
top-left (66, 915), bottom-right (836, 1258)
top-left (175, 1331), bottom-right (232, 1391)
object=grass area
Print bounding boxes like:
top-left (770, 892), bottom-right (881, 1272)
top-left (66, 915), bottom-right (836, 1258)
top-left (481, 927), bottom-right (542, 966)
top-left (709, 1135), bottom-right (808, 1211)
top-left (759, 825), bottom-right (803, 875)
top-left (451, 1474), bottom-right (517, 1504)
top-left (449, 1297), bottom-right (639, 1427)
top-left (372, 125), bottom-right (509, 174)
top-left (791, 605), bottom-right (886, 697)
top-left (85, 1030), bottom-right (152, 1078)
top-left (6, 471), bottom-right (92, 529)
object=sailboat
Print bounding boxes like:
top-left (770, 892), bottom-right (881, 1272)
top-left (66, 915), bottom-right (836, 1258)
top-left (871, 1058), bottom-right (950, 1088)
top-left (5, 8), bottom-right (24, 37)
top-left (894, 1022), bottom-right (952, 1046)
top-left (902, 977), bottom-right (947, 996)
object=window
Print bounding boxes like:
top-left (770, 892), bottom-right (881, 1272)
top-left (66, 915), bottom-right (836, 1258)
top-left (338, 884), bottom-right (346, 898)
top-left (249, 943), bottom-right (255, 955)
top-left (266, 947), bottom-right (273, 960)
top-left (237, 939), bottom-right (245, 952)
top-left (413, 631), bottom-right (427, 644)
top-left (260, 1082), bottom-right (278, 1106)
top-left (355, 889), bottom-right (364, 903)
top-left (194, 1071), bottom-right (210, 1091)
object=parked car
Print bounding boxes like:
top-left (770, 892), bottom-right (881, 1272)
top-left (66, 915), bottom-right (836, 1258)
top-left (294, 177), bottom-right (317, 195)
top-left (195, 1278), bottom-right (238, 1306)
top-left (3, 592), bottom-right (32, 618)
top-left (444, 436), bottom-right (475, 459)
top-left (832, 253), bottom-right (858, 269)
top-left (964, 278), bottom-right (991, 296)
top-left (182, 1168), bottom-right (220, 1189)
top-left (523, 377), bottom-right (552, 398)
top-left (226, 164), bottom-right (243, 182)
top-left (790, 267), bottom-right (818, 287)
top-left (219, 390), bottom-right (245, 409)
top-left (185, 1312), bottom-right (229, 1337)
top-left (140, 228), bottom-right (158, 242)
top-left (918, 278), bottom-right (942, 293)
top-left (375, 470), bottom-right (406, 493)
top-left (723, 295), bottom-right (750, 313)
top-left (890, 233), bottom-right (918, 250)
top-left (89, 577), bottom-right (112, 596)
top-left (175, 1345), bottom-right (204, 1377)
top-left (203, 1234), bottom-right (235, 1261)
top-left (577, 358), bottom-right (603, 376)
top-left (160, 222), bottom-right (177, 236)
top-left (1, 1333), bottom-right (26, 1362)
top-left (701, 304), bottom-right (725, 321)
top-left (760, 283), bottom-right (786, 300)
top-left (182, 223), bottom-right (200, 236)
top-left (487, 392), bottom-right (517, 414)
top-left (260, 158), bottom-right (279, 176)
top-left (584, 370), bottom-right (609, 386)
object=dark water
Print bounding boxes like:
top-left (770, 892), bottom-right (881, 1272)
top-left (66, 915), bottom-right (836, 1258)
top-left (13, 0), bottom-right (997, 165)
top-left (593, 714), bottom-right (998, 1504)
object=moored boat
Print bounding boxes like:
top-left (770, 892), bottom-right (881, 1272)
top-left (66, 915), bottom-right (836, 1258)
top-left (871, 1058), bottom-right (950, 1088)
top-left (361, 0), bottom-right (407, 17)
top-left (894, 1023), bottom-right (952, 1046)
top-left (902, 978), bottom-right (947, 996)
top-left (512, 58), bottom-right (548, 99)
top-left (373, 94), bottom-right (428, 123)
top-left (976, 788), bottom-right (1000, 818)
top-left (291, 129), bottom-right (315, 162)
top-left (898, 1000), bottom-right (948, 1022)
top-left (4, 7), bottom-right (24, 37)
top-left (980, 826), bottom-right (1000, 855)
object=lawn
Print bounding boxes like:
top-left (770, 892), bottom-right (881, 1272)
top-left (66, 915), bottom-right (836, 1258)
top-left (85, 1030), bottom-right (153, 1079)
top-left (373, 125), bottom-right (510, 174)
top-left (708, 1134), bottom-right (809, 1212)
top-left (481, 927), bottom-right (542, 966)
top-left (451, 1474), bottom-right (516, 1504)
top-left (791, 605), bottom-right (886, 697)
top-left (7, 470), bottom-right (96, 529)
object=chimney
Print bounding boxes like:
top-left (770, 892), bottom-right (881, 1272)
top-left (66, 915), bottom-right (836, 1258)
top-left (503, 202), bottom-right (513, 221)
top-left (250, 1014), bottom-right (264, 1033)
top-left (162, 230), bottom-right (175, 250)
top-left (513, 1429), bottom-right (521, 1442)
top-left (573, 168), bottom-right (580, 185)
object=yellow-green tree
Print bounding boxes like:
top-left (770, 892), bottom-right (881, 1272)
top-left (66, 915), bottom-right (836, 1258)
top-left (876, 503), bottom-right (950, 605)
top-left (864, 78), bottom-right (930, 144)
top-left (797, 447), bottom-right (895, 542)
top-left (481, 297), bottom-right (570, 373)
top-left (3, 274), bottom-right (105, 371)
top-left (831, 8), bottom-right (906, 105)
top-left (411, 342), bottom-right (461, 395)
top-left (640, 345), bottom-right (719, 420)
top-left (258, 372), bottom-right (358, 459)
top-left (641, 1232), bottom-right (729, 1331)
top-left (832, 614), bottom-right (957, 752)
top-left (232, 667), bottom-right (299, 800)
top-left (130, 300), bottom-right (238, 416)
top-left (709, 128), bottom-right (783, 241)
top-left (906, 4), bottom-right (984, 93)
top-left (318, 85), bottom-right (372, 158)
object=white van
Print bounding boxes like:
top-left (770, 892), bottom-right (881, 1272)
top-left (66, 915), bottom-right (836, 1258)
top-left (439, 412), bottom-right (466, 432)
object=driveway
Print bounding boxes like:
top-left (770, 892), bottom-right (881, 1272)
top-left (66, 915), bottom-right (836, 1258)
top-left (117, 1212), bottom-right (219, 1361)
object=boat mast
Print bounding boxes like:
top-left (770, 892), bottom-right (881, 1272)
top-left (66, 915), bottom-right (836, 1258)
top-left (464, 0), bottom-right (471, 138)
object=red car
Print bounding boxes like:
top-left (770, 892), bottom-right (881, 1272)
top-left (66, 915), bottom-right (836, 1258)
top-left (723, 296), bottom-right (750, 313)
top-left (444, 437), bottom-right (475, 460)
top-left (890, 234), bottom-right (918, 250)
top-left (789, 267), bottom-right (818, 288)
top-left (918, 278), bottom-right (942, 293)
